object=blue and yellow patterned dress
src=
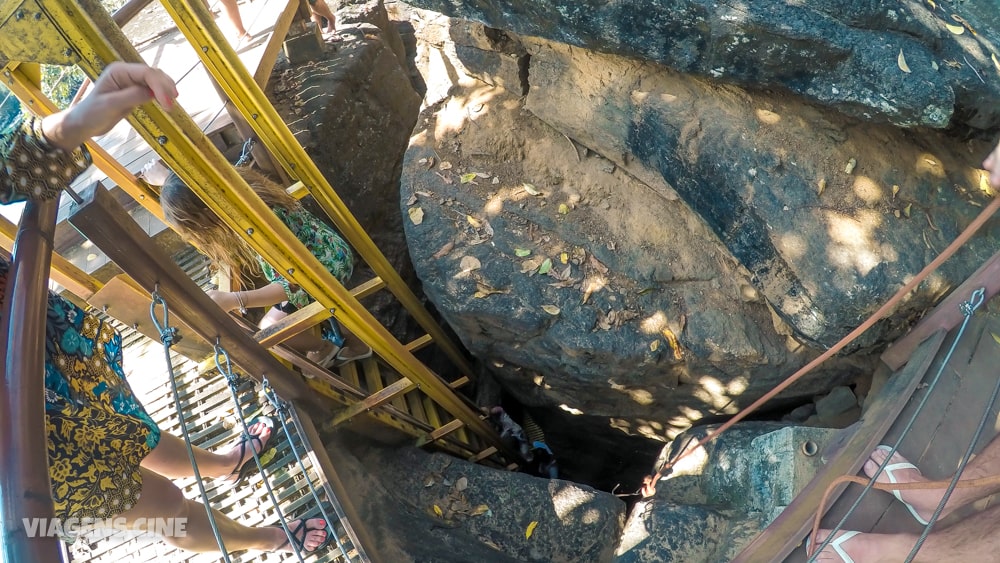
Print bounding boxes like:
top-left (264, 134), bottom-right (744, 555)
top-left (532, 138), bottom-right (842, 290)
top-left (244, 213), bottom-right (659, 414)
top-left (0, 114), bottom-right (160, 520)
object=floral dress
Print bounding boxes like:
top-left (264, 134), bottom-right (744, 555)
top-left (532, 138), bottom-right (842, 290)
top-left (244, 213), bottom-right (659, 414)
top-left (0, 114), bottom-right (160, 521)
top-left (257, 205), bottom-right (353, 309)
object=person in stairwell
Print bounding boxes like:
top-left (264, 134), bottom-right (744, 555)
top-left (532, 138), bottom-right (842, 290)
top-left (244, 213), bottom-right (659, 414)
top-left (1, 62), bottom-right (327, 554)
top-left (158, 165), bottom-right (372, 367)
top-left (809, 139), bottom-right (1000, 562)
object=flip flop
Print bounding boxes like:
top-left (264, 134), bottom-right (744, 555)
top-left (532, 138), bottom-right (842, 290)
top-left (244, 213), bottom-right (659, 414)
top-left (226, 415), bottom-right (274, 486)
top-left (870, 445), bottom-right (930, 525)
top-left (276, 518), bottom-right (330, 552)
top-left (310, 342), bottom-right (341, 370)
top-left (806, 530), bottom-right (860, 563)
top-left (333, 343), bottom-right (373, 367)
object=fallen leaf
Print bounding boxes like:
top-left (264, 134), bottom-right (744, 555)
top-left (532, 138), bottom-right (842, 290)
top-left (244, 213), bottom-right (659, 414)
top-left (993, 53), bottom-right (1000, 72)
top-left (926, 0), bottom-right (935, 8)
top-left (588, 255), bottom-right (609, 274)
top-left (650, 340), bottom-right (660, 352)
top-left (931, 60), bottom-right (939, 71)
top-left (467, 215), bottom-right (482, 228)
top-left (892, 184), bottom-right (900, 198)
top-left (521, 257), bottom-right (543, 274)
top-left (538, 258), bottom-right (552, 275)
top-left (433, 505), bottom-right (443, 517)
top-left (456, 477), bottom-right (468, 491)
top-left (406, 193), bottom-right (418, 205)
top-left (432, 241), bottom-right (456, 259)
top-left (471, 504), bottom-right (490, 516)
top-left (526, 521), bottom-right (538, 538)
top-left (434, 171), bottom-right (453, 184)
top-left (845, 158), bottom-right (857, 174)
top-left (461, 173), bottom-right (478, 184)
top-left (424, 476), bottom-right (436, 487)
top-left (523, 183), bottom-right (541, 196)
top-left (492, 176), bottom-right (500, 184)
top-left (426, 156), bottom-right (436, 169)
top-left (474, 284), bottom-right (509, 298)
top-left (946, 23), bottom-right (965, 35)
top-left (541, 305), bottom-right (561, 315)
top-left (439, 161), bottom-right (453, 170)
top-left (897, 49), bottom-right (911, 73)
top-left (408, 207), bottom-right (424, 225)
top-left (992, 332), bottom-right (1000, 346)
top-left (904, 203), bottom-right (912, 217)
top-left (475, 172), bottom-right (491, 179)
top-left (515, 248), bottom-right (532, 257)
top-left (560, 252), bottom-right (569, 264)
top-left (558, 203), bottom-right (570, 214)
top-left (459, 256), bottom-right (482, 274)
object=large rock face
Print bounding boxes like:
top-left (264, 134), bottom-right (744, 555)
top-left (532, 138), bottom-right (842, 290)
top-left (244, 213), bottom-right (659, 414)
top-left (398, 8), bottom-right (1000, 482)
top-left (399, 0), bottom-right (1000, 130)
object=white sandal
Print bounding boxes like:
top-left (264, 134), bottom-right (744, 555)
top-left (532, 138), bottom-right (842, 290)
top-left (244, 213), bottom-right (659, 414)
top-left (869, 445), bottom-right (930, 525)
top-left (806, 530), bottom-right (860, 563)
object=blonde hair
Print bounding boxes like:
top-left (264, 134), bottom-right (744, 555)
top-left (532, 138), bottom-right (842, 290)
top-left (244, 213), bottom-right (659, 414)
top-left (160, 167), bottom-right (300, 274)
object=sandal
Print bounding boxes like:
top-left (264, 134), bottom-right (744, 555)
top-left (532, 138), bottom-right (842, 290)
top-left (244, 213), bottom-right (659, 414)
top-left (309, 341), bottom-right (341, 369)
top-left (225, 415), bottom-right (274, 486)
top-left (333, 343), bottom-right (373, 367)
top-left (276, 518), bottom-right (330, 552)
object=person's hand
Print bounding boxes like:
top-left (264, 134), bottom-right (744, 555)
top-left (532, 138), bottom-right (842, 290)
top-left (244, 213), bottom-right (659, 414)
top-left (983, 137), bottom-right (1000, 190)
top-left (42, 62), bottom-right (177, 150)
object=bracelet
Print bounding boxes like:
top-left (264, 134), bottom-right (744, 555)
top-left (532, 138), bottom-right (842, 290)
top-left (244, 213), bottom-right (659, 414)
top-left (234, 291), bottom-right (247, 315)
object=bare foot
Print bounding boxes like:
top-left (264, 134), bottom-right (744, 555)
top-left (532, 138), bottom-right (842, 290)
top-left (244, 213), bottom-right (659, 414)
top-left (864, 447), bottom-right (951, 522)
top-left (222, 419), bottom-right (272, 482)
top-left (811, 530), bottom-right (875, 562)
top-left (271, 518), bottom-right (327, 552)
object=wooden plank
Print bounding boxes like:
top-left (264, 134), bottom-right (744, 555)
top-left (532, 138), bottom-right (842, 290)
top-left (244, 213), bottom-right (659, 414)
top-left (67, 182), bottom-right (314, 405)
top-left (416, 419), bottom-right (464, 446)
top-left (255, 301), bottom-right (328, 348)
top-left (468, 446), bottom-right (498, 464)
top-left (405, 333), bottom-right (433, 352)
top-left (0, 214), bottom-right (102, 300)
top-left (252, 0), bottom-right (300, 88)
top-left (331, 377), bottom-right (415, 426)
top-left (882, 258), bottom-right (1000, 370)
top-left (732, 329), bottom-right (948, 563)
top-left (362, 356), bottom-right (385, 395)
top-left (91, 274), bottom-right (214, 359)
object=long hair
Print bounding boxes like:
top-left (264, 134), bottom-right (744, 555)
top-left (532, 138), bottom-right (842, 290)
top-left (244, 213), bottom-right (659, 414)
top-left (160, 166), bottom-right (301, 274)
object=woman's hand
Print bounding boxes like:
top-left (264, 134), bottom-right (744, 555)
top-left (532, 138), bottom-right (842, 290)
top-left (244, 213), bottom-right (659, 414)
top-left (42, 62), bottom-right (177, 150)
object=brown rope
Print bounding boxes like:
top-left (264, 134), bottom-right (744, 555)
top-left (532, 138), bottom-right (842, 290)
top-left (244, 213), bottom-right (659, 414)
top-left (641, 193), bottom-right (1000, 498)
top-left (806, 473), bottom-right (1000, 556)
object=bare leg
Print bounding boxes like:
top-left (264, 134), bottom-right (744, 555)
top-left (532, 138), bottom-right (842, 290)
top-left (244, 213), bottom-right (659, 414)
top-left (116, 468), bottom-right (327, 553)
top-left (205, 0), bottom-right (248, 39)
top-left (865, 435), bottom-right (1000, 521)
top-left (309, 0), bottom-right (337, 34)
top-left (815, 505), bottom-right (1000, 562)
top-left (141, 420), bottom-right (271, 480)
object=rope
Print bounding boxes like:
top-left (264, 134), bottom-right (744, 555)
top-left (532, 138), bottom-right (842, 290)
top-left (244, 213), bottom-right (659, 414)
top-left (641, 193), bottom-right (1000, 497)
top-left (149, 289), bottom-right (231, 562)
top-left (262, 381), bottom-right (349, 557)
top-left (806, 287), bottom-right (985, 561)
top-left (215, 342), bottom-right (308, 563)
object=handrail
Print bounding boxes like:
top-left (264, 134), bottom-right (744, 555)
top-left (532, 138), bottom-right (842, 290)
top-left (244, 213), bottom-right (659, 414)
top-left (0, 197), bottom-right (64, 562)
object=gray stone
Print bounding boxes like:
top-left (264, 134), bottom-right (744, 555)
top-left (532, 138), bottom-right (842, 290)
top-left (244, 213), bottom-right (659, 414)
top-left (815, 386), bottom-right (859, 419)
top-left (400, 0), bottom-right (1000, 130)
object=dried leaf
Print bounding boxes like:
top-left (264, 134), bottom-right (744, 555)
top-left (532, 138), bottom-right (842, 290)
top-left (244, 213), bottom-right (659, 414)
top-left (538, 258), bottom-right (552, 275)
top-left (406, 193), bottom-right (418, 206)
top-left (845, 158), bottom-right (857, 174)
top-left (560, 252), bottom-right (569, 264)
top-left (471, 504), bottom-right (490, 516)
top-left (558, 203), bottom-right (570, 214)
top-left (993, 53), bottom-right (1000, 72)
top-left (926, 0), bottom-right (935, 8)
top-left (526, 521), bottom-right (538, 538)
top-left (492, 176), bottom-right (500, 184)
top-left (897, 49), bottom-right (911, 73)
top-left (892, 184), bottom-right (900, 198)
top-left (904, 203), bottom-right (912, 217)
top-left (515, 248), bottom-right (532, 257)
top-left (541, 305), bottom-right (560, 315)
top-left (459, 256), bottom-right (482, 273)
top-left (931, 60), bottom-right (939, 71)
top-left (433, 241), bottom-right (456, 259)
top-left (992, 332), bottom-right (1000, 346)
top-left (475, 172), bottom-right (491, 179)
top-left (650, 340), bottom-right (660, 352)
top-left (434, 171), bottom-right (453, 184)
top-left (521, 257), bottom-right (543, 274)
top-left (461, 173), bottom-right (478, 184)
top-left (439, 161), bottom-right (453, 170)
top-left (467, 215), bottom-right (482, 228)
top-left (424, 476), bottom-right (436, 488)
top-left (426, 156), bottom-right (436, 169)
top-left (588, 255), bottom-right (609, 274)
top-left (523, 183), bottom-right (541, 196)
top-left (946, 23), bottom-right (965, 35)
top-left (474, 284), bottom-right (509, 298)
top-left (433, 505), bottom-right (443, 517)
top-left (408, 207), bottom-right (424, 225)
top-left (559, 265), bottom-right (572, 280)
top-left (456, 477), bottom-right (468, 491)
